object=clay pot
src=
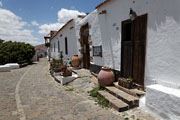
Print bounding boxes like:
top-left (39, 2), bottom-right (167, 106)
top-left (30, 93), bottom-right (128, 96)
top-left (60, 65), bottom-right (67, 72)
top-left (71, 55), bottom-right (81, 67)
top-left (98, 67), bottom-right (115, 86)
top-left (63, 69), bottom-right (72, 77)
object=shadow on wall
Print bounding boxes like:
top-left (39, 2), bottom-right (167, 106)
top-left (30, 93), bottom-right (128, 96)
top-left (138, 0), bottom-right (180, 31)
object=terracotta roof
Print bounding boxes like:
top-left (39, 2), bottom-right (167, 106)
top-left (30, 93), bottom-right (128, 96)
top-left (44, 33), bottom-right (51, 38)
top-left (96, 0), bottom-right (112, 9)
top-left (78, 15), bottom-right (86, 18)
top-left (35, 44), bottom-right (47, 50)
top-left (50, 19), bottom-right (74, 40)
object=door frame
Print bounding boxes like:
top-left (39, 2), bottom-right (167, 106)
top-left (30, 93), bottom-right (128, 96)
top-left (121, 14), bottom-right (147, 87)
top-left (121, 19), bottom-right (134, 78)
top-left (80, 23), bottom-right (90, 69)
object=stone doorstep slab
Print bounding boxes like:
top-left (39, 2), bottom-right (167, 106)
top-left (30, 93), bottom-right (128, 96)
top-left (106, 86), bottom-right (139, 108)
top-left (53, 72), bottom-right (60, 76)
top-left (54, 74), bottom-right (78, 85)
top-left (114, 82), bottom-right (145, 98)
top-left (146, 84), bottom-right (180, 120)
top-left (98, 90), bottom-right (129, 112)
top-left (5, 63), bottom-right (20, 69)
top-left (0, 65), bottom-right (11, 72)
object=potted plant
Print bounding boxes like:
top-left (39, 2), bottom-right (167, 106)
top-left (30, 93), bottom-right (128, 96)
top-left (118, 77), bottom-right (134, 89)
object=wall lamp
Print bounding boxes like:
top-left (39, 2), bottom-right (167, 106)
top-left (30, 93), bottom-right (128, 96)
top-left (99, 10), bottom-right (107, 14)
top-left (129, 8), bottom-right (137, 21)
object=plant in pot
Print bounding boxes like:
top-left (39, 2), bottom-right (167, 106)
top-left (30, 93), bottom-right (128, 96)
top-left (118, 77), bottom-right (134, 89)
top-left (52, 51), bottom-right (64, 73)
top-left (62, 69), bottom-right (72, 77)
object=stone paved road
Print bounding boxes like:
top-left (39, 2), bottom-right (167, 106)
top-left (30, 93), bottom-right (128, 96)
top-left (0, 59), bottom-right (123, 120)
top-left (0, 63), bottom-right (30, 120)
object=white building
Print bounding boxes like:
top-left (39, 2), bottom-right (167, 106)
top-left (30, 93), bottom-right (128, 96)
top-left (92, 0), bottom-right (180, 119)
top-left (47, 0), bottom-right (180, 118)
top-left (76, 10), bottom-right (103, 69)
top-left (50, 18), bottom-right (83, 62)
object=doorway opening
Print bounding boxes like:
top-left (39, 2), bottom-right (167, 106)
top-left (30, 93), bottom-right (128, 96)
top-left (80, 23), bottom-right (90, 69)
top-left (121, 14), bottom-right (147, 87)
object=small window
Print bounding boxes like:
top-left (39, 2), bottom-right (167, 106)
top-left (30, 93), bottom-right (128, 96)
top-left (93, 46), bottom-right (102, 57)
top-left (54, 43), bottom-right (55, 52)
top-left (51, 44), bottom-right (53, 52)
top-left (58, 41), bottom-right (60, 52)
top-left (65, 37), bottom-right (68, 55)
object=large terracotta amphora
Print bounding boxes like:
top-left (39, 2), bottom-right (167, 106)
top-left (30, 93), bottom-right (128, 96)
top-left (71, 55), bottom-right (81, 67)
top-left (98, 67), bottom-right (115, 86)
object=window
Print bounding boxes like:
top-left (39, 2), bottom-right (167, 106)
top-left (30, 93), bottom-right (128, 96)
top-left (65, 37), bottom-right (68, 55)
top-left (54, 43), bottom-right (55, 52)
top-left (93, 46), bottom-right (102, 57)
top-left (51, 44), bottom-right (53, 52)
top-left (58, 41), bottom-right (60, 52)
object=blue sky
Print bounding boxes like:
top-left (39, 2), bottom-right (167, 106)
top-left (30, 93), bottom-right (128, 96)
top-left (0, 0), bottom-right (104, 45)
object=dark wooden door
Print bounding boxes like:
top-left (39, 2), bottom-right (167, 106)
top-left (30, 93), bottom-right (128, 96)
top-left (80, 24), bottom-right (90, 69)
top-left (132, 14), bottom-right (147, 87)
top-left (121, 20), bottom-right (133, 78)
top-left (121, 14), bottom-right (147, 87)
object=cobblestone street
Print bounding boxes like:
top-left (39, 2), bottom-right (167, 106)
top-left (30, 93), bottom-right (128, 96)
top-left (0, 58), bottom-right (159, 120)
top-left (0, 59), bottom-right (123, 120)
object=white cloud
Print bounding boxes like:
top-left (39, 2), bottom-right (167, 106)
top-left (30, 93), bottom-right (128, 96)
top-left (58, 8), bottom-right (85, 23)
top-left (31, 20), bottom-right (39, 26)
top-left (0, 1), bottom-right (2, 7)
top-left (38, 22), bottom-right (64, 35)
top-left (0, 8), bottom-right (40, 45)
top-left (38, 8), bottom-right (86, 35)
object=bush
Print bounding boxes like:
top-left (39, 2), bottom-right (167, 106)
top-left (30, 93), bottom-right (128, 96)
top-left (0, 41), bottom-right (35, 65)
top-left (89, 86), bottom-right (110, 108)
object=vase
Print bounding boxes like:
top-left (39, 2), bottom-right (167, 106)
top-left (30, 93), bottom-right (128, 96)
top-left (71, 55), bottom-right (81, 67)
top-left (60, 65), bottom-right (67, 72)
top-left (97, 67), bottom-right (115, 86)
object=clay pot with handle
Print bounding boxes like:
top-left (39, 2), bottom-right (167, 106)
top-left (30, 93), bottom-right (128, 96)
top-left (71, 55), bottom-right (81, 67)
top-left (98, 67), bottom-right (115, 86)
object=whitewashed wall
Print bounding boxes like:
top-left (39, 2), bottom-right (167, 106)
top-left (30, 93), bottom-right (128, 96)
top-left (97, 0), bottom-right (180, 87)
top-left (75, 10), bottom-right (104, 66)
top-left (50, 20), bottom-right (78, 61)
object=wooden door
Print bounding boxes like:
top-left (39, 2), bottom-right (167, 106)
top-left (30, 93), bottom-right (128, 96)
top-left (121, 20), bottom-right (133, 78)
top-left (80, 24), bottom-right (90, 69)
top-left (121, 14), bottom-right (147, 87)
top-left (132, 14), bottom-right (147, 87)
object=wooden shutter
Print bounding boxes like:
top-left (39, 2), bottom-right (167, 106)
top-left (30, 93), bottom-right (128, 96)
top-left (133, 14), bottom-right (147, 86)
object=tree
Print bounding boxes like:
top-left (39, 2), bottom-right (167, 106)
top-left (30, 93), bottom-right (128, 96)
top-left (0, 41), bottom-right (35, 65)
top-left (0, 39), bottom-right (4, 44)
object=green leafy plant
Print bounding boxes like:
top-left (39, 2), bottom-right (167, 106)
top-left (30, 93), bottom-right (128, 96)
top-left (50, 51), bottom-right (64, 69)
top-left (124, 117), bottom-right (129, 120)
top-left (65, 88), bottom-right (74, 91)
top-left (59, 51), bottom-right (63, 65)
top-left (0, 41), bottom-right (35, 65)
top-left (127, 77), bottom-right (134, 81)
top-left (89, 86), bottom-right (110, 108)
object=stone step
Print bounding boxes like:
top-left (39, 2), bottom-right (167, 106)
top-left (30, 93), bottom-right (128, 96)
top-left (114, 82), bottom-right (145, 98)
top-left (105, 86), bottom-right (139, 108)
top-left (98, 90), bottom-right (129, 112)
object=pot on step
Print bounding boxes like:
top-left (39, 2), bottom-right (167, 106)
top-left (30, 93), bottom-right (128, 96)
top-left (98, 67), bottom-right (115, 86)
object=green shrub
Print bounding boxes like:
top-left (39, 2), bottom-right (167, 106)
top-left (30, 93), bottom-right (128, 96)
top-left (89, 86), bottom-right (110, 108)
top-left (0, 41), bottom-right (35, 65)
